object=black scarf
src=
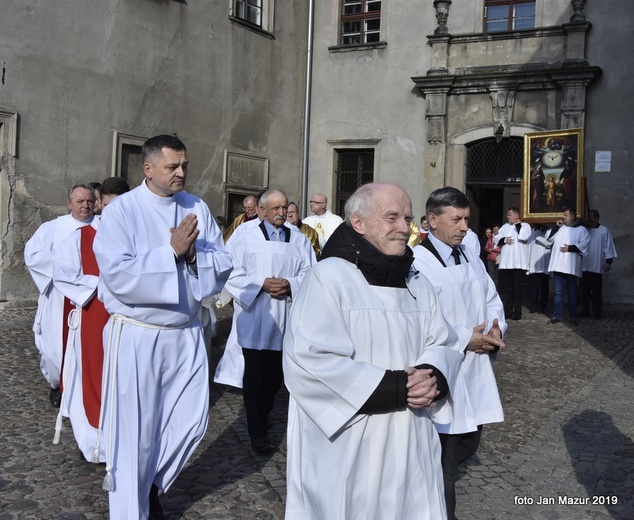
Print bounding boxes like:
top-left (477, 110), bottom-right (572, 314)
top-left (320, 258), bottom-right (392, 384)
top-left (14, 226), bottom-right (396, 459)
top-left (321, 223), bottom-right (414, 288)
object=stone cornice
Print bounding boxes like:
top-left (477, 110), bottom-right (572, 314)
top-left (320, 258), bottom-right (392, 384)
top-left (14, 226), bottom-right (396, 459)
top-left (412, 64), bottom-right (601, 95)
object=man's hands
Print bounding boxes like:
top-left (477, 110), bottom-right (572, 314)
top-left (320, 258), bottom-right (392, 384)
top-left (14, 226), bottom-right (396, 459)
top-left (262, 277), bottom-right (291, 299)
top-left (466, 319), bottom-right (505, 354)
top-left (170, 213), bottom-right (199, 262)
top-left (406, 367), bottom-right (438, 409)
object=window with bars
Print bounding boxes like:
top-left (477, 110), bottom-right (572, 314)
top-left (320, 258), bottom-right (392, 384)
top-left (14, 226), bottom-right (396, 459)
top-left (466, 138), bottom-right (524, 184)
top-left (341, 0), bottom-right (382, 46)
top-left (485, 0), bottom-right (535, 32)
top-left (335, 149), bottom-right (375, 217)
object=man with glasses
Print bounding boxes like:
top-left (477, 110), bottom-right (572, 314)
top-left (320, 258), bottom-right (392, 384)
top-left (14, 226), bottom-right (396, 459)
top-left (303, 193), bottom-right (343, 248)
top-left (222, 194), bottom-right (258, 242)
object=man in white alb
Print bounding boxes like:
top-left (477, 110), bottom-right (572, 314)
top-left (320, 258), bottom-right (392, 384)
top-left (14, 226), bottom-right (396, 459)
top-left (283, 182), bottom-right (463, 520)
top-left (413, 187), bottom-right (505, 520)
top-left (580, 209), bottom-right (617, 320)
top-left (302, 192), bottom-right (343, 248)
top-left (25, 183), bottom-right (96, 407)
top-left (52, 177), bottom-right (130, 462)
top-left (225, 189), bottom-right (315, 454)
top-left (496, 207), bottom-right (531, 320)
top-left (93, 135), bottom-right (233, 519)
top-left (545, 207), bottom-right (590, 325)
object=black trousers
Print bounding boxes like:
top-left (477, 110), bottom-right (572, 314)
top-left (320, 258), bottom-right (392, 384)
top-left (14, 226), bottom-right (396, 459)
top-left (242, 348), bottom-right (283, 440)
top-left (439, 426), bottom-right (483, 520)
top-left (581, 271), bottom-right (603, 318)
top-left (530, 273), bottom-right (549, 313)
top-left (498, 268), bottom-right (526, 318)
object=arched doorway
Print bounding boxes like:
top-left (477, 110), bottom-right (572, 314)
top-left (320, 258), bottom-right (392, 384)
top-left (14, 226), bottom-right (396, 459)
top-left (465, 136), bottom-right (524, 236)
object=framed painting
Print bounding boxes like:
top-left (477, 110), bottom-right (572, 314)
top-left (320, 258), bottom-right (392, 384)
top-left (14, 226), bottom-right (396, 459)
top-left (522, 128), bottom-right (585, 222)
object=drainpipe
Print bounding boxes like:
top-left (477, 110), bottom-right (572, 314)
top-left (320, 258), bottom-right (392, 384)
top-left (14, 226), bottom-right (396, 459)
top-left (300, 0), bottom-right (315, 218)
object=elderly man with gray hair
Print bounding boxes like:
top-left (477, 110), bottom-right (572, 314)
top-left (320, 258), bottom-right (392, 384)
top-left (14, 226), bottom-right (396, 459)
top-left (25, 182), bottom-right (96, 407)
top-left (283, 182), bottom-right (463, 519)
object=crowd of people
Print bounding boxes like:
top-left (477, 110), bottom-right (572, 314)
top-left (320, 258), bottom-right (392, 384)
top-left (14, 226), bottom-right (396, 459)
top-left (478, 207), bottom-right (617, 325)
top-left (24, 133), bottom-right (617, 520)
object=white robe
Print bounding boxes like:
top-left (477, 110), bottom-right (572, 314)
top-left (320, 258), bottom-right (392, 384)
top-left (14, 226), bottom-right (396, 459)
top-left (283, 258), bottom-right (464, 520)
top-left (224, 221), bottom-right (315, 350)
top-left (582, 225), bottom-right (617, 273)
top-left (53, 220), bottom-right (106, 462)
top-left (527, 228), bottom-right (552, 275)
top-left (24, 213), bottom-right (94, 387)
top-left (93, 181), bottom-right (232, 520)
top-left (546, 224), bottom-right (590, 277)
top-left (497, 221), bottom-right (531, 270)
top-left (302, 210), bottom-right (343, 248)
top-left (413, 242), bottom-right (506, 434)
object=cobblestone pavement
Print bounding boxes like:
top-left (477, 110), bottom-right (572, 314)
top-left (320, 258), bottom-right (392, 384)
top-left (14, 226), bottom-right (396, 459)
top-left (0, 303), bottom-right (632, 519)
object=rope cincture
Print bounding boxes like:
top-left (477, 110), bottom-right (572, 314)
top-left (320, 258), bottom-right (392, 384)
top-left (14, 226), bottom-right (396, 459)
top-left (95, 313), bottom-right (199, 493)
top-left (53, 308), bottom-right (81, 445)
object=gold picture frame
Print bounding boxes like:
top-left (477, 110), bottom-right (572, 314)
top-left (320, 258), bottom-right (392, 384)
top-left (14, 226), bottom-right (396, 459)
top-left (522, 128), bottom-right (585, 223)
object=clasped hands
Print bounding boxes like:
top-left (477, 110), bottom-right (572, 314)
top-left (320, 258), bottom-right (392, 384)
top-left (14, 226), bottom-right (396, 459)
top-left (467, 318), bottom-right (505, 354)
top-left (170, 213), bottom-right (199, 263)
top-left (262, 277), bottom-right (291, 299)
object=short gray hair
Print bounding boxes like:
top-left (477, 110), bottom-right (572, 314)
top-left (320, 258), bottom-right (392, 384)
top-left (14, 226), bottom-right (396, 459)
top-left (67, 182), bottom-right (96, 200)
top-left (260, 189), bottom-right (288, 207)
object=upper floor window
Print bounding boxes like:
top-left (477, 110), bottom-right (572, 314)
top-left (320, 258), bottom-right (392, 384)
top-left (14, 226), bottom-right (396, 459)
top-left (485, 1), bottom-right (535, 32)
top-left (230, 0), bottom-right (274, 33)
top-left (235, 0), bottom-right (262, 26)
top-left (340, 0), bottom-right (382, 45)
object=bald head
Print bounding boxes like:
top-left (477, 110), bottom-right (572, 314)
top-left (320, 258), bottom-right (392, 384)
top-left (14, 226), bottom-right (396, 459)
top-left (309, 193), bottom-right (328, 216)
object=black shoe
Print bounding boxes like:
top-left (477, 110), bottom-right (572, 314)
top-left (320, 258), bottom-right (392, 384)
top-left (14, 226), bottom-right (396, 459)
top-left (512, 314), bottom-right (522, 320)
top-left (149, 484), bottom-right (165, 520)
top-left (570, 320), bottom-right (579, 326)
top-left (251, 436), bottom-right (275, 455)
top-left (549, 318), bottom-right (561, 324)
top-left (49, 387), bottom-right (62, 408)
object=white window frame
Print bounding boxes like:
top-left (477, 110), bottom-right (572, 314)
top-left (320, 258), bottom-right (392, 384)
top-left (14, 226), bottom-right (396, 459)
top-left (230, 0), bottom-right (275, 33)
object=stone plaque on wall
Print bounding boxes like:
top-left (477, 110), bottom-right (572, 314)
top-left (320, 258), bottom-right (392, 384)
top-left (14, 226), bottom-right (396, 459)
top-left (224, 151), bottom-right (269, 189)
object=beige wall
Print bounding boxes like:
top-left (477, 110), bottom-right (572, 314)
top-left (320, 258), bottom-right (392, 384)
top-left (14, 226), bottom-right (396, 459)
top-left (0, 0), bottom-right (308, 305)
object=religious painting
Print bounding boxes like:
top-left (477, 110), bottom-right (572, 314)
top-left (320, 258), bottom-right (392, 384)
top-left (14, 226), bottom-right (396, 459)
top-left (522, 129), bottom-right (584, 222)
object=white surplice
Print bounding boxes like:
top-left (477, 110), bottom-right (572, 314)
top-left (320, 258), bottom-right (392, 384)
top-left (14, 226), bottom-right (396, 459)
top-left (283, 258), bottom-right (464, 520)
top-left (497, 221), bottom-right (531, 270)
top-left (582, 225), bottom-right (617, 273)
top-left (546, 224), bottom-right (590, 276)
top-left (413, 241), bottom-right (506, 434)
top-left (93, 181), bottom-right (232, 520)
top-left (24, 213), bottom-right (94, 388)
top-left (527, 228), bottom-right (552, 275)
top-left (224, 221), bottom-right (316, 351)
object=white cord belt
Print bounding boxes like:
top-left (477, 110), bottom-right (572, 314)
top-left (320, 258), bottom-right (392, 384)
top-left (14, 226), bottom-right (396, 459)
top-left (96, 313), bottom-right (198, 491)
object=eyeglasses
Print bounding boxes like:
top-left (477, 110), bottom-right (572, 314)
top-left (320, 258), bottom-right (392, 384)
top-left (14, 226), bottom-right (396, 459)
top-left (309, 200), bottom-right (325, 204)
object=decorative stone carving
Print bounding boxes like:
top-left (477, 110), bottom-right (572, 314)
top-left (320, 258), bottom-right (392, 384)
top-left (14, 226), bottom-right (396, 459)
top-left (570, 0), bottom-right (587, 23)
top-left (433, 0), bottom-right (452, 35)
top-left (490, 90), bottom-right (516, 138)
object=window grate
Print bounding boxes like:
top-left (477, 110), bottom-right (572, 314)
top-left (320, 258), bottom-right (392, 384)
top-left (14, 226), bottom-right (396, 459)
top-left (335, 149), bottom-right (375, 217)
top-left (466, 138), bottom-right (524, 184)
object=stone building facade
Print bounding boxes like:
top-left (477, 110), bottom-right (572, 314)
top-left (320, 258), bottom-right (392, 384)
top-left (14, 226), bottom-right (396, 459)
top-left (0, 0), bottom-right (309, 306)
top-left (306, 0), bottom-right (632, 303)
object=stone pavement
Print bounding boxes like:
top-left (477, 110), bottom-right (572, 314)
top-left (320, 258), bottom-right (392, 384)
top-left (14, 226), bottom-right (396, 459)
top-left (0, 303), bottom-right (632, 519)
